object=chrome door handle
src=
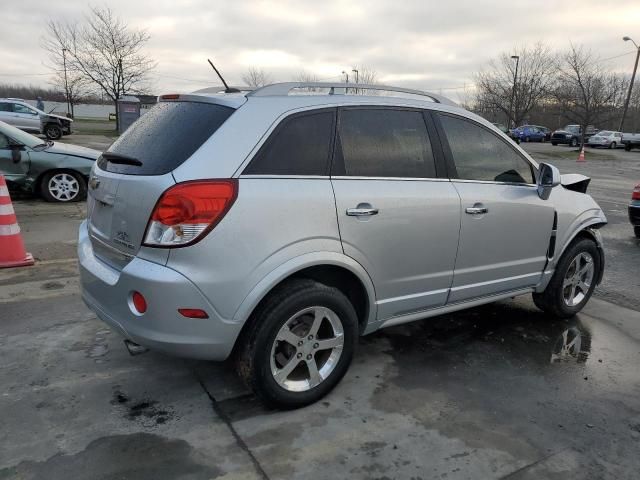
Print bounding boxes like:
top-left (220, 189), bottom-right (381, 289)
top-left (465, 206), bottom-right (488, 215)
top-left (346, 207), bottom-right (379, 217)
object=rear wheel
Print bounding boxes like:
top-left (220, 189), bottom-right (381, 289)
top-left (551, 142), bottom-right (558, 146)
top-left (40, 171), bottom-right (86, 202)
top-left (236, 279), bottom-right (358, 409)
top-left (44, 123), bottom-right (62, 140)
top-left (525, 136), bottom-right (530, 142)
top-left (635, 226), bottom-right (640, 238)
top-left (609, 141), bottom-right (616, 149)
top-left (533, 238), bottom-right (601, 318)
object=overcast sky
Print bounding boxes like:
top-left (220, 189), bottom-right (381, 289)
top-left (2, 0), bottom-right (640, 102)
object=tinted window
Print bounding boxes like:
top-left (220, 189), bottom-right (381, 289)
top-left (98, 101), bottom-right (234, 175)
top-left (0, 103), bottom-right (11, 112)
top-left (243, 110), bottom-right (334, 175)
top-left (439, 114), bottom-right (534, 184)
top-left (337, 109), bottom-right (436, 178)
top-left (0, 133), bottom-right (8, 149)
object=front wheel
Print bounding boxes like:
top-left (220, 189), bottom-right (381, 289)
top-left (533, 238), bottom-right (601, 318)
top-left (236, 279), bottom-right (358, 409)
top-left (551, 142), bottom-right (558, 146)
top-left (44, 123), bottom-right (62, 140)
top-left (40, 171), bottom-right (87, 202)
top-left (635, 226), bottom-right (640, 238)
top-left (570, 138), bottom-right (578, 147)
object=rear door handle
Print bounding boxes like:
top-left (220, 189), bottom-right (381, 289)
top-left (346, 207), bottom-right (379, 217)
top-left (465, 205), bottom-right (488, 215)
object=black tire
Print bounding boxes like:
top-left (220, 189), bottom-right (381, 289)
top-left (236, 279), bottom-right (358, 409)
top-left (525, 136), bottom-right (530, 142)
top-left (44, 123), bottom-right (62, 140)
top-left (570, 137), bottom-right (578, 147)
top-left (40, 170), bottom-right (87, 202)
top-left (533, 237), bottom-right (601, 318)
top-left (609, 142), bottom-right (616, 149)
top-left (635, 226), bottom-right (640, 238)
top-left (625, 144), bottom-right (632, 151)
top-left (551, 142), bottom-right (558, 146)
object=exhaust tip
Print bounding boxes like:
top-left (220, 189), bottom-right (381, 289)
top-left (124, 339), bottom-right (149, 356)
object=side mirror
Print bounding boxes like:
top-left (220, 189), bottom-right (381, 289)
top-left (10, 145), bottom-right (23, 164)
top-left (537, 163), bottom-right (561, 200)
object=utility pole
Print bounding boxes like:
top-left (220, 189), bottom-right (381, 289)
top-left (342, 71), bottom-right (349, 93)
top-left (352, 68), bottom-right (359, 95)
top-left (508, 55), bottom-right (520, 129)
top-left (62, 47), bottom-right (70, 117)
top-left (619, 36), bottom-right (640, 132)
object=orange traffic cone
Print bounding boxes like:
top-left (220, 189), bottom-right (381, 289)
top-left (0, 175), bottom-right (34, 268)
top-left (577, 147), bottom-right (586, 162)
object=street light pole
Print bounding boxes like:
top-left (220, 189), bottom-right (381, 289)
top-left (508, 55), bottom-right (520, 129)
top-left (352, 68), bottom-right (359, 94)
top-left (342, 71), bottom-right (349, 94)
top-left (619, 36), bottom-right (640, 132)
top-left (62, 47), bottom-right (70, 117)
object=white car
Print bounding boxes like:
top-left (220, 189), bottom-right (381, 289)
top-left (587, 131), bottom-right (623, 149)
top-left (0, 98), bottom-right (73, 140)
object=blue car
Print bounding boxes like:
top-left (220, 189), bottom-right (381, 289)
top-left (512, 125), bottom-right (547, 142)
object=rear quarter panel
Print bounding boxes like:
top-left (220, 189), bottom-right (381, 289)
top-left (165, 178), bottom-right (346, 323)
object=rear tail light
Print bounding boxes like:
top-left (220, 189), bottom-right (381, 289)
top-left (632, 184), bottom-right (640, 201)
top-left (143, 180), bottom-right (238, 248)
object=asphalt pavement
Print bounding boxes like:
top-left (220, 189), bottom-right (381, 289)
top-left (1, 142), bottom-right (639, 480)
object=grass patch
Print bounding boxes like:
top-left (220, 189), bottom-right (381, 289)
top-left (533, 148), bottom-right (615, 161)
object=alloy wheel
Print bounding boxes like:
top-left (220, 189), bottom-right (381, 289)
top-left (562, 252), bottom-right (595, 307)
top-left (48, 173), bottom-right (80, 201)
top-left (270, 306), bottom-right (344, 392)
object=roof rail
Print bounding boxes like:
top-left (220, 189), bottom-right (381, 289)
top-left (247, 82), bottom-right (458, 106)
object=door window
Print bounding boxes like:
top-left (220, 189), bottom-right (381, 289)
top-left (243, 110), bottom-right (334, 176)
top-left (12, 104), bottom-right (37, 115)
top-left (439, 114), bottom-right (534, 184)
top-left (0, 133), bottom-right (9, 149)
top-left (0, 103), bottom-right (11, 112)
top-left (335, 108), bottom-right (436, 178)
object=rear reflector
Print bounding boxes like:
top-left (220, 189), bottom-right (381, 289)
top-left (143, 180), bottom-right (238, 248)
top-left (178, 308), bottom-right (209, 319)
top-left (132, 291), bottom-right (147, 314)
top-left (632, 184), bottom-right (640, 200)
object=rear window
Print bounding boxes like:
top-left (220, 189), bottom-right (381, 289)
top-left (98, 101), bottom-right (234, 175)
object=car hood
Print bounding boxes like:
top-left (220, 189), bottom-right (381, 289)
top-left (45, 142), bottom-right (101, 160)
top-left (44, 113), bottom-right (73, 123)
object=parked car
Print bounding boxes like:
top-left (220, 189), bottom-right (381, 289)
top-left (0, 98), bottom-right (73, 140)
top-left (622, 132), bottom-right (640, 151)
top-left (587, 131), bottom-right (623, 149)
top-left (0, 120), bottom-right (98, 202)
top-left (512, 125), bottom-right (547, 142)
top-left (630, 183), bottom-right (640, 238)
top-left (551, 125), bottom-right (598, 147)
top-left (78, 82), bottom-right (607, 408)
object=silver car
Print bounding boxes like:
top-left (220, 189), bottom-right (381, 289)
top-left (78, 83), bottom-right (607, 408)
top-left (587, 130), bottom-right (623, 149)
top-left (0, 98), bottom-right (73, 140)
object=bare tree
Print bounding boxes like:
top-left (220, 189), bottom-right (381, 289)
top-left (42, 6), bottom-right (156, 125)
top-left (552, 44), bottom-right (627, 147)
top-left (475, 43), bottom-right (556, 127)
top-left (242, 67), bottom-right (273, 88)
top-left (48, 70), bottom-right (92, 118)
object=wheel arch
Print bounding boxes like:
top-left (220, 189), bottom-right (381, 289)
top-left (555, 220), bottom-right (606, 285)
top-left (232, 252), bottom-right (377, 336)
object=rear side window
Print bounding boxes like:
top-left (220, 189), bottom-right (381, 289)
top-left (335, 109), bottom-right (436, 178)
top-left (243, 110), bottom-right (334, 176)
top-left (439, 114), bottom-right (534, 184)
top-left (0, 103), bottom-right (11, 112)
top-left (98, 101), bottom-right (234, 175)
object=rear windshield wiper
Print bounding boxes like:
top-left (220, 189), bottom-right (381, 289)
top-left (101, 152), bottom-right (143, 166)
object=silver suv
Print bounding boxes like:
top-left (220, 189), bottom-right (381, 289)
top-left (0, 98), bottom-right (73, 140)
top-left (78, 83), bottom-right (606, 408)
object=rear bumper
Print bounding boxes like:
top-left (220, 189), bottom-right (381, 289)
top-left (629, 203), bottom-right (640, 226)
top-left (78, 220), bottom-right (241, 360)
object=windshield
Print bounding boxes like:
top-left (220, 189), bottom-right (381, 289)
top-left (0, 121), bottom-right (45, 149)
top-left (565, 125), bottom-right (580, 134)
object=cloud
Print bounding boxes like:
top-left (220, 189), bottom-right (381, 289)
top-left (1, 0), bottom-right (639, 98)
